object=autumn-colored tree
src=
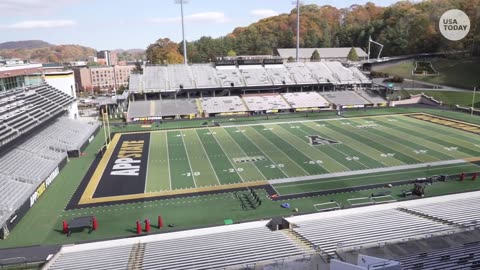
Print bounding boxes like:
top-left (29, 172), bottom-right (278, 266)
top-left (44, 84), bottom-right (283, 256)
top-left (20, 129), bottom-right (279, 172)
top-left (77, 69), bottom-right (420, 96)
top-left (146, 38), bottom-right (184, 64)
top-left (347, 47), bottom-right (359, 61)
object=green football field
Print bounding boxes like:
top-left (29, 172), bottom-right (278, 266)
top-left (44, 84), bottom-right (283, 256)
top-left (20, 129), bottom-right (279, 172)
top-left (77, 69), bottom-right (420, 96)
top-left (141, 113), bottom-right (480, 195)
top-left (4, 108), bottom-right (480, 250)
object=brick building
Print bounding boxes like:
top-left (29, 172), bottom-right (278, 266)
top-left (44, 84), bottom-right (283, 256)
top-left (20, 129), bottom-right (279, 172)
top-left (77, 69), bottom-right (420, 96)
top-left (74, 65), bottom-right (135, 92)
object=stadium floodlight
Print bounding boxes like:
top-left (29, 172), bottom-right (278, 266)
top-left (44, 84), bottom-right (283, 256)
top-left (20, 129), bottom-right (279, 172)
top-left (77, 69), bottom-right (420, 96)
top-left (292, 0), bottom-right (302, 62)
top-left (175, 0), bottom-right (188, 65)
top-left (368, 36), bottom-right (384, 63)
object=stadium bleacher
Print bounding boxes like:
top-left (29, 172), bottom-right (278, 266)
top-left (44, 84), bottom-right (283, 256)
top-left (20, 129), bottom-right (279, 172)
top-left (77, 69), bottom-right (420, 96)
top-left (0, 80), bottom-right (98, 237)
top-left (190, 64), bottom-right (221, 88)
top-left (129, 62), bottom-right (371, 93)
top-left (396, 242), bottom-right (480, 270)
top-left (0, 83), bottom-right (75, 146)
top-left (290, 209), bottom-right (456, 256)
top-left (355, 89), bottom-right (387, 104)
top-left (166, 64), bottom-right (195, 90)
top-left (0, 116), bottom-right (99, 235)
top-left (320, 91), bottom-right (371, 106)
top-left (200, 96), bottom-right (247, 114)
top-left (242, 94), bottom-right (291, 111)
top-left (45, 225), bottom-right (306, 270)
top-left (305, 62), bottom-right (339, 84)
top-left (215, 66), bottom-right (246, 88)
top-left (284, 62), bottom-right (319, 84)
top-left (239, 66), bottom-right (273, 86)
top-left (282, 92), bottom-right (330, 109)
top-left (323, 61), bottom-right (360, 84)
top-left (143, 66), bottom-right (169, 92)
top-left (403, 196), bottom-right (480, 228)
top-left (128, 99), bottom-right (198, 120)
top-left (264, 65), bottom-right (295, 85)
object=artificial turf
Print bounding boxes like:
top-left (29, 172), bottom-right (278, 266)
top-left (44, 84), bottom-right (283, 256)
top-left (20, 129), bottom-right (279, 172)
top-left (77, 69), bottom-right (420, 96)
top-left (2, 107), bottom-right (480, 249)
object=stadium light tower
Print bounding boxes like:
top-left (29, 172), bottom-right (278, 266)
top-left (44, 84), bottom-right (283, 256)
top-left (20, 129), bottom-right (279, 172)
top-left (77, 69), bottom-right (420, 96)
top-left (292, 0), bottom-right (302, 62)
top-left (175, 0), bottom-right (188, 65)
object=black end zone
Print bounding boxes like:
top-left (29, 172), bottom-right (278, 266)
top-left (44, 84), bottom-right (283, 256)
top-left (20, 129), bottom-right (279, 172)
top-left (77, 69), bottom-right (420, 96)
top-left (93, 133), bottom-right (150, 198)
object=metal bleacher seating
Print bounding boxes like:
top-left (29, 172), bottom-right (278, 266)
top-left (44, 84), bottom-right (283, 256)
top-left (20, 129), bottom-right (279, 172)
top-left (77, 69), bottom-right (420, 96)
top-left (323, 62), bottom-right (359, 84)
top-left (141, 227), bottom-right (304, 270)
top-left (349, 67), bottom-right (371, 84)
top-left (200, 96), bottom-right (247, 114)
top-left (291, 209), bottom-right (456, 256)
top-left (239, 66), bottom-right (273, 86)
top-left (320, 91), bottom-right (370, 106)
top-left (285, 62), bottom-right (319, 84)
top-left (242, 94), bottom-right (291, 111)
top-left (264, 65), bottom-right (295, 86)
top-left (0, 117), bottom-right (99, 231)
top-left (397, 242), bottom-right (480, 270)
top-left (191, 64), bottom-right (221, 88)
top-left (282, 92), bottom-right (330, 109)
top-left (404, 196), bottom-right (480, 228)
top-left (355, 89), bottom-right (387, 104)
top-left (166, 64), bottom-right (195, 90)
top-left (45, 227), bottom-right (306, 270)
top-left (143, 66), bottom-right (169, 92)
top-left (305, 62), bottom-right (339, 84)
top-left (216, 67), bottom-right (246, 88)
top-left (47, 245), bottom-right (132, 270)
top-left (131, 62), bottom-right (371, 93)
top-left (0, 83), bottom-right (75, 145)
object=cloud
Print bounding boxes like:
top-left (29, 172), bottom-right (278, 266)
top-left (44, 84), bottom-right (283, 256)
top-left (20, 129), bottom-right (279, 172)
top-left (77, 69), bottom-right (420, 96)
top-left (0, 0), bottom-right (80, 14)
top-left (250, 9), bottom-right (278, 18)
top-left (149, 12), bottom-right (229, 24)
top-left (1, 20), bottom-right (77, 29)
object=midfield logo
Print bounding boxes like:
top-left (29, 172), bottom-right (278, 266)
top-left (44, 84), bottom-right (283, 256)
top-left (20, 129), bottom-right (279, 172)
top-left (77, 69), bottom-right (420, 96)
top-left (308, 135), bottom-right (340, 146)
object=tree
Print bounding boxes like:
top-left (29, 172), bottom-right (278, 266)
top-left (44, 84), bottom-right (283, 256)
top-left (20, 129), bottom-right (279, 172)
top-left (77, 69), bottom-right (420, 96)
top-left (310, 49), bottom-right (321, 61)
top-left (146, 38), bottom-right (184, 64)
top-left (117, 85), bottom-right (127, 95)
top-left (347, 47), bottom-right (359, 61)
top-left (133, 62), bottom-right (143, 73)
top-left (227, 50), bottom-right (237, 57)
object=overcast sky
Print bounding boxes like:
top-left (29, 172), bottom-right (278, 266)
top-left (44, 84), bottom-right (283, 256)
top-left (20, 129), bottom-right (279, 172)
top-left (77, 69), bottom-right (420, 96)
top-left (0, 0), bottom-right (398, 50)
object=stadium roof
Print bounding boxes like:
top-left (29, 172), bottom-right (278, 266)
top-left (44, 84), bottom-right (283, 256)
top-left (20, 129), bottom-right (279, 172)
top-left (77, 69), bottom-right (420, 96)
top-left (277, 47), bottom-right (368, 59)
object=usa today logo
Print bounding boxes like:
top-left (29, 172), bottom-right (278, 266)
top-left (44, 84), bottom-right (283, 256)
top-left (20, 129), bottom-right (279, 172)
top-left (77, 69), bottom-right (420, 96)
top-left (439, 9), bottom-right (470, 41)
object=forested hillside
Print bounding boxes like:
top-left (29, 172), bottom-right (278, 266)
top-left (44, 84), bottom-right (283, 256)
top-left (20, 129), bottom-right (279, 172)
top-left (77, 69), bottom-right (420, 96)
top-left (147, 0), bottom-right (479, 64)
top-left (0, 44), bottom-right (96, 63)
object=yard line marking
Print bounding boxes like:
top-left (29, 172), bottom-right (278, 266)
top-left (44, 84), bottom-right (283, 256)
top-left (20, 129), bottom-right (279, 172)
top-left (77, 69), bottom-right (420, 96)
top-left (209, 127), bottom-right (246, 183)
top-left (194, 130), bottom-right (221, 186)
top-left (304, 121), bottom-right (393, 167)
top-left (165, 132), bottom-right (172, 190)
top-left (222, 128), bottom-right (268, 181)
top-left (180, 130), bottom-right (197, 188)
top-left (328, 119), bottom-right (427, 163)
top-left (273, 124), bottom-right (351, 172)
top-left (371, 118), bottom-right (460, 160)
top-left (242, 126), bottom-right (307, 176)
top-left (287, 123), bottom-right (370, 169)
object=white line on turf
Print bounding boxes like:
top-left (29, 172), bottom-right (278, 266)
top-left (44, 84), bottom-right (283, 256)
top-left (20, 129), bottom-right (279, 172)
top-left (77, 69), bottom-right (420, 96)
top-left (221, 128), bottom-right (268, 181)
top-left (180, 130), bottom-right (198, 188)
top-left (209, 127), bottom-right (246, 183)
top-left (268, 159), bottom-right (466, 185)
top-left (194, 129), bottom-right (222, 186)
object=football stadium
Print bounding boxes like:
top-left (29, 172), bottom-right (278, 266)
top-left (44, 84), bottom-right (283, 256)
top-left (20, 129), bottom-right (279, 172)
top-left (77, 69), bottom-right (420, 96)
top-left (1, 1), bottom-right (480, 270)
